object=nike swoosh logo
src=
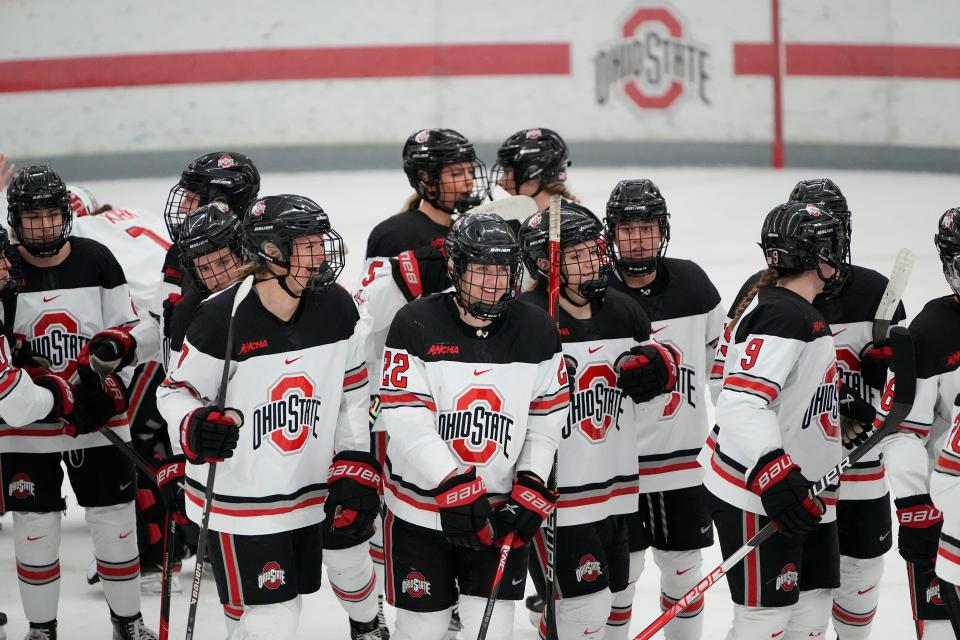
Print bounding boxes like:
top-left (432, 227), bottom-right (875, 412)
top-left (26, 535), bottom-right (45, 541)
top-left (473, 368), bottom-right (492, 376)
top-left (42, 295), bottom-right (60, 303)
top-left (584, 627), bottom-right (603, 636)
top-left (587, 346), bottom-right (603, 354)
top-left (700, 525), bottom-right (711, 534)
top-left (119, 481), bottom-right (132, 491)
top-left (511, 578), bottom-right (524, 586)
top-left (832, 328), bottom-right (846, 337)
top-left (771, 632), bottom-right (785, 638)
top-left (676, 567), bottom-right (694, 575)
top-left (119, 530), bottom-right (133, 539)
top-left (857, 586), bottom-right (877, 595)
top-left (651, 326), bottom-right (669, 335)
top-left (879, 531), bottom-right (890, 541)
top-left (285, 356), bottom-right (302, 365)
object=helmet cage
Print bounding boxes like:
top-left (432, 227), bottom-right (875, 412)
top-left (6, 166), bottom-right (73, 258)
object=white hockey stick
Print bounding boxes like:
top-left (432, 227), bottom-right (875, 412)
top-left (873, 247), bottom-right (914, 343)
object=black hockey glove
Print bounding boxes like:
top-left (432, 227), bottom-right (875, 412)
top-left (161, 292), bottom-right (183, 341)
top-left (435, 467), bottom-right (495, 549)
top-left (860, 342), bottom-right (893, 391)
top-left (616, 342), bottom-right (679, 404)
top-left (180, 406), bottom-right (242, 464)
top-left (63, 361), bottom-right (129, 437)
top-left (493, 472), bottom-right (557, 548)
top-left (157, 455), bottom-right (188, 525)
top-left (33, 374), bottom-right (76, 422)
top-left (10, 333), bottom-right (52, 377)
top-left (748, 449), bottom-right (824, 537)
top-left (390, 243), bottom-right (450, 302)
top-left (838, 383), bottom-right (878, 450)
top-left (895, 494), bottom-right (943, 569)
top-left (324, 451), bottom-right (383, 539)
top-left (83, 326), bottom-right (138, 376)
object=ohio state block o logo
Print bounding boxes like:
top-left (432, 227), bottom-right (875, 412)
top-left (269, 375), bottom-right (314, 454)
top-left (31, 311), bottom-right (83, 380)
top-left (450, 388), bottom-right (503, 465)
top-left (576, 364), bottom-right (618, 441)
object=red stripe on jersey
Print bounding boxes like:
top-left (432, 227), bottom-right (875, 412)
top-left (557, 485), bottom-right (638, 508)
top-left (638, 461), bottom-right (702, 476)
top-left (839, 471), bottom-right (885, 482)
top-left (709, 455), bottom-right (747, 489)
top-left (529, 389), bottom-right (570, 412)
top-left (160, 378), bottom-right (202, 400)
top-left (97, 559), bottom-right (140, 578)
top-left (379, 391), bottom-right (437, 412)
top-left (710, 363), bottom-right (724, 377)
top-left (832, 603), bottom-right (876, 625)
top-left (17, 563), bottom-right (60, 582)
top-left (938, 545), bottom-right (960, 566)
top-left (332, 573), bottom-right (376, 602)
top-left (937, 455), bottom-right (960, 474)
top-left (383, 476), bottom-right (438, 512)
top-left (0, 370), bottom-right (20, 395)
top-left (607, 609), bottom-right (632, 623)
top-left (723, 375), bottom-right (779, 402)
top-left (896, 424), bottom-right (930, 437)
top-left (127, 361), bottom-right (159, 420)
top-left (184, 488), bottom-right (326, 517)
top-left (343, 367), bottom-right (368, 389)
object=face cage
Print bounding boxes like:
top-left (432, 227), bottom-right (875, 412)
top-left (560, 236), bottom-right (612, 302)
top-left (419, 159), bottom-right (490, 215)
top-left (164, 183), bottom-right (199, 240)
top-left (11, 204), bottom-right (73, 258)
top-left (182, 241), bottom-right (245, 294)
top-left (283, 228), bottom-right (346, 294)
top-left (451, 256), bottom-right (523, 321)
top-left (491, 160), bottom-right (565, 197)
top-left (805, 230), bottom-right (848, 294)
top-left (607, 215), bottom-right (670, 276)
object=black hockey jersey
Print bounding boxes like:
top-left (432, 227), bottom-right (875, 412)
top-left (609, 257), bottom-right (725, 492)
top-left (379, 293), bottom-right (568, 530)
top-left (364, 208), bottom-right (450, 260)
top-left (1, 237), bottom-right (139, 453)
top-left (156, 280), bottom-right (370, 535)
top-left (701, 286), bottom-right (842, 520)
top-left (712, 265), bottom-right (905, 500)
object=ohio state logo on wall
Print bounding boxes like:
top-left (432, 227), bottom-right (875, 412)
top-left (594, 3), bottom-right (711, 109)
top-left (30, 311), bottom-right (88, 381)
top-left (437, 387), bottom-right (514, 465)
top-left (252, 374), bottom-right (323, 454)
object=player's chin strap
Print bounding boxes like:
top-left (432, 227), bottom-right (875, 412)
top-left (254, 269), bottom-right (303, 299)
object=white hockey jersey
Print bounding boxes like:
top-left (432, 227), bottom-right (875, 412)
top-left (156, 281), bottom-right (370, 536)
top-left (379, 293), bottom-right (568, 531)
top-left (520, 288), bottom-right (649, 527)
top-left (701, 286), bottom-right (842, 521)
top-left (0, 331), bottom-right (54, 430)
top-left (932, 402), bottom-right (960, 586)
top-left (1, 237), bottom-right (138, 453)
top-left (610, 258), bottom-right (725, 492)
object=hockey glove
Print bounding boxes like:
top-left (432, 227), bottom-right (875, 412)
top-left (390, 243), bottom-right (450, 302)
top-left (435, 467), bottom-right (495, 549)
top-left (838, 383), bottom-right (878, 450)
top-left (860, 342), bottom-right (893, 391)
top-left (180, 406), bottom-right (242, 464)
top-left (161, 292), bottom-right (183, 340)
top-left (493, 472), bottom-right (557, 548)
top-left (324, 451), bottom-right (383, 539)
top-left (33, 374), bottom-right (76, 422)
top-left (63, 360), bottom-right (129, 437)
top-left (748, 449), bottom-right (824, 536)
top-left (10, 333), bottom-right (52, 377)
top-left (616, 342), bottom-right (678, 404)
top-left (895, 494), bottom-right (943, 569)
top-left (157, 455), bottom-right (188, 525)
top-left (82, 326), bottom-right (138, 377)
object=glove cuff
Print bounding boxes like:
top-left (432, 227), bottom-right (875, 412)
top-left (329, 450), bottom-right (383, 493)
top-left (748, 449), bottom-right (799, 496)
top-left (436, 468), bottom-right (486, 508)
top-left (157, 457), bottom-right (186, 490)
top-left (35, 375), bottom-right (74, 420)
top-left (895, 494), bottom-right (943, 528)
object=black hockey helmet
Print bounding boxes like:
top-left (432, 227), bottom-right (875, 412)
top-left (789, 178), bottom-right (851, 294)
top-left (6, 165), bottom-right (73, 257)
top-left (520, 202), bottom-right (611, 303)
top-left (242, 194), bottom-right (344, 295)
top-left (760, 201), bottom-right (847, 286)
top-left (934, 207), bottom-right (960, 297)
top-left (444, 211), bottom-right (522, 321)
top-left (492, 128), bottom-right (570, 196)
top-left (164, 151), bottom-right (260, 240)
top-left (402, 129), bottom-right (489, 215)
top-left (604, 178), bottom-right (670, 275)
top-left (177, 202), bottom-right (246, 294)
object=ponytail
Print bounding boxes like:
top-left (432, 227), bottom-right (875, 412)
top-left (544, 181), bottom-right (580, 203)
top-left (401, 193), bottom-right (421, 213)
top-left (729, 268), bottom-right (780, 331)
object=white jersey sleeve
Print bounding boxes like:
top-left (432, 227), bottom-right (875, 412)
top-left (335, 306), bottom-right (372, 454)
top-left (932, 405), bottom-right (960, 585)
top-left (0, 334), bottom-right (54, 428)
top-left (517, 348), bottom-right (566, 483)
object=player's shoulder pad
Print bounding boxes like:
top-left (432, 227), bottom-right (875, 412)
top-left (601, 287), bottom-right (652, 341)
top-left (304, 283), bottom-right (360, 325)
top-left (385, 292), bottom-right (444, 354)
top-left (736, 287), bottom-right (828, 343)
top-left (183, 280), bottom-right (244, 358)
top-left (823, 264), bottom-right (898, 323)
top-left (728, 269), bottom-right (766, 319)
top-left (69, 236), bottom-right (128, 288)
top-left (503, 295), bottom-right (563, 357)
top-left (910, 295), bottom-right (960, 378)
top-left (655, 257), bottom-right (722, 318)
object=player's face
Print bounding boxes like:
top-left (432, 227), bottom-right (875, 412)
top-left (287, 234), bottom-right (327, 292)
top-left (177, 190), bottom-right (201, 216)
top-left (614, 219), bottom-right (660, 261)
top-left (18, 208), bottom-right (64, 244)
top-left (561, 239), bottom-right (602, 291)
top-left (193, 247), bottom-right (243, 292)
top-left (460, 262), bottom-right (512, 307)
top-left (496, 166), bottom-right (516, 194)
top-left (438, 162), bottom-right (475, 210)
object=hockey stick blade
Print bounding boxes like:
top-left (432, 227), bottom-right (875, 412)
top-left (467, 195), bottom-right (539, 221)
top-left (634, 326), bottom-right (916, 640)
top-left (873, 248), bottom-right (914, 344)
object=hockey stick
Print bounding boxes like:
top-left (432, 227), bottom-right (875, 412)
top-left (873, 248), bottom-right (914, 344)
top-left (634, 326), bottom-right (917, 640)
top-left (185, 274), bottom-right (254, 640)
top-left (542, 194), bottom-right (562, 640)
top-left (476, 533), bottom-right (517, 640)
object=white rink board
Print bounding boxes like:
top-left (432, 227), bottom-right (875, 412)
top-left (1, 164), bottom-right (956, 638)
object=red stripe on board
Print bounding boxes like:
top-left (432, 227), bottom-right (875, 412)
top-left (0, 43), bottom-right (571, 94)
top-left (735, 43), bottom-right (960, 79)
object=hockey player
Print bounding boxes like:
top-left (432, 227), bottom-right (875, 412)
top-left (702, 201), bottom-right (847, 639)
top-left (378, 210), bottom-right (568, 640)
top-left (0, 166), bottom-right (155, 639)
top-left (157, 194), bottom-right (381, 640)
top-left (364, 128), bottom-right (488, 265)
top-left (711, 179), bottom-right (903, 639)
top-left (932, 400), bottom-right (960, 619)
top-left (518, 202), bottom-right (678, 640)
top-left (879, 207), bottom-right (960, 639)
top-left (490, 128), bottom-right (575, 209)
top-left (600, 179), bottom-right (725, 640)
